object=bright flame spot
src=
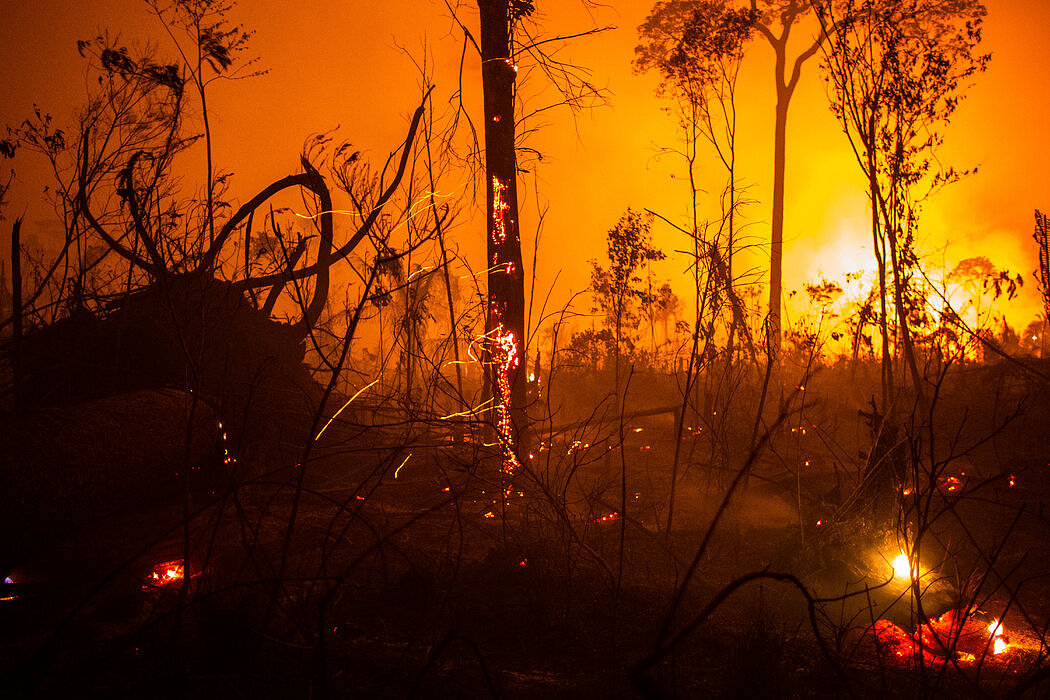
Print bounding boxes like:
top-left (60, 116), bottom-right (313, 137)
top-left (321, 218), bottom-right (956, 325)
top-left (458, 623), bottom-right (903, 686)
top-left (484, 511), bottom-right (496, 519)
top-left (988, 619), bottom-right (1009, 654)
top-left (144, 560), bottom-right (185, 589)
top-left (518, 558), bottom-right (527, 566)
top-left (1009, 474), bottom-right (1016, 488)
top-left (892, 552), bottom-right (916, 580)
top-left (594, 512), bottom-right (620, 523)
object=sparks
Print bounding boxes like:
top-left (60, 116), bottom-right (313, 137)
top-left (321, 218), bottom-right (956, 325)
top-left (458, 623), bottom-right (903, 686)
top-left (438, 397), bottom-right (495, 420)
top-left (393, 453), bottom-right (412, 479)
top-left (315, 378), bottom-right (380, 441)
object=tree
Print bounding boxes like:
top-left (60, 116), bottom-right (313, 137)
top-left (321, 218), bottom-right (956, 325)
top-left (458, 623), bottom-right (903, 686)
top-left (477, 0), bottom-right (531, 479)
top-left (749, 0), bottom-right (829, 358)
top-left (589, 208), bottom-right (665, 404)
top-left (443, 0), bottom-right (606, 483)
top-left (636, 1), bottom-right (758, 364)
top-left (814, 0), bottom-right (989, 410)
top-left (636, 0), bottom-right (757, 534)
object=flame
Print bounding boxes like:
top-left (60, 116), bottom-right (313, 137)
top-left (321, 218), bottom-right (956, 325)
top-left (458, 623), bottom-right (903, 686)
top-left (144, 559), bottom-right (185, 589)
top-left (988, 619), bottom-right (1009, 655)
top-left (594, 512), bottom-right (620, 523)
top-left (891, 552), bottom-right (915, 580)
top-left (873, 609), bottom-right (1013, 667)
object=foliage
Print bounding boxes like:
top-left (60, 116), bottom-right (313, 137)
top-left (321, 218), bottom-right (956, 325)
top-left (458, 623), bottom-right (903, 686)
top-left (815, 0), bottom-right (989, 404)
top-left (635, 0), bottom-right (758, 109)
top-left (588, 208), bottom-right (665, 361)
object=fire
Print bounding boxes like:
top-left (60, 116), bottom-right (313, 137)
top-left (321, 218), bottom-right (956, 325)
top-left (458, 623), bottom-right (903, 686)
top-left (491, 323), bottom-right (521, 482)
top-left (144, 559), bottom-right (185, 589)
top-left (873, 609), bottom-right (1013, 666)
top-left (988, 619), bottom-right (1009, 654)
top-left (891, 551), bottom-right (917, 580)
top-left (594, 512), bottom-right (620, 523)
top-left (491, 176), bottom-right (509, 248)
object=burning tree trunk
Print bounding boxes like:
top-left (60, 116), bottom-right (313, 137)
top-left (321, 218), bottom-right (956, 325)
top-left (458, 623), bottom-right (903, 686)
top-left (479, 0), bottom-right (529, 471)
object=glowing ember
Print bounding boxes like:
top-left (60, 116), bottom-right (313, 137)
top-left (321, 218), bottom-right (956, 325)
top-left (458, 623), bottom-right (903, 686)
top-left (491, 176), bottom-right (509, 249)
top-left (144, 559), bottom-right (185, 589)
top-left (594, 512), bottom-right (620, 523)
top-left (939, 475), bottom-right (963, 492)
top-left (491, 323), bottom-right (521, 483)
top-left (872, 609), bottom-right (1013, 666)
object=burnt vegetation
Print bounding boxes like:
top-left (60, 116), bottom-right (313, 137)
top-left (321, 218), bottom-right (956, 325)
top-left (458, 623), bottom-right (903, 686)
top-left (1, 1), bottom-right (1050, 698)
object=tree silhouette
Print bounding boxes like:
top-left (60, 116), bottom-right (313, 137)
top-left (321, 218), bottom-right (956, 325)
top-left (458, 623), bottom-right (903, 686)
top-left (589, 208), bottom-right (665, 404)
top-left (814, 0), bottom-right (989, 409)
top-left (636, 0), bottom-right (758, 364)
top-left (478, 0), bottom-right (531, 478)
top-left (750, 0), bottom-right (830, 358)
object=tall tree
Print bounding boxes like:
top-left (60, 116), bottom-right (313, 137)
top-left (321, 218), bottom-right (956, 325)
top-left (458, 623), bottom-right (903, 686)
top-left (478, 0), bottom-right (530, 477)
top-left (815, 0), bottom-right (989, 409)
top-left (750, 0), bottom-right (828, 358)
top-left (636, 0), bottom-right (756, 533)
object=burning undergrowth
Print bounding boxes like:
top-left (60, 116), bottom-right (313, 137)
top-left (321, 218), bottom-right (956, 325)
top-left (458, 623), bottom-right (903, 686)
top-left (1, 349), bottom-right (1049, 697)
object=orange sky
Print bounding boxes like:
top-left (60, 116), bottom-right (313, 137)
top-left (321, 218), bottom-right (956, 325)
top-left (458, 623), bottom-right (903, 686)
top-left (2, 0), bottom-right (1048, 332)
